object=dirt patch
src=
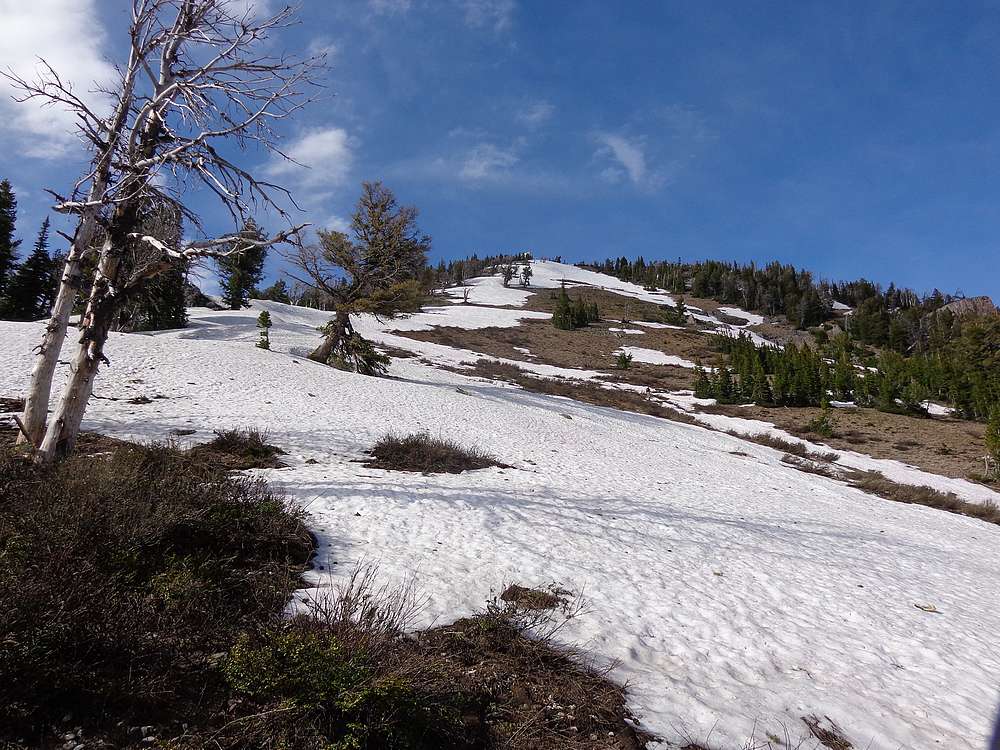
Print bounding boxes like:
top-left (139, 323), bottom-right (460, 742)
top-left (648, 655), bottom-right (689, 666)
top-left (704, 403), bottom-right (989, 485)
top-left (395, 317), bottom-right (715, 393)
top-left (500, 584), bottom-right (569, 611)
top-left (464, 359), bottom-right (698, 426)
top-left (365, 430), bottom-right (505, 474)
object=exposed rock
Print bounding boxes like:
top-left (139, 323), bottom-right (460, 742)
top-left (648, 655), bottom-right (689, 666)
top-left (938, 296), bottom-right (998, 319)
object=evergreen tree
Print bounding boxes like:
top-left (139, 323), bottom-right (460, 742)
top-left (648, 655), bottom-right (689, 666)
top-left (289, 182), bottom-right (429, 375)
top-left (986, 408), bottom-right (1000, 478)
top-left (256, 279), bottom-right (291, 303)
top-left (2, 217), bottom-right (54, 321)
top-left (551, 283), bottom-right (574, 330)
top-left (0, 180), bottom-right (21, 299)
top-left (693, 364), bottom-right (712, 399)
top-left (256, 310), bottom-right (272, 349)
top-left (218, 219), bottom-right (267, 310)
top-left (112, 200), bottom-right (187, 331)
top-left (519, 263), bottom-right (532, 287)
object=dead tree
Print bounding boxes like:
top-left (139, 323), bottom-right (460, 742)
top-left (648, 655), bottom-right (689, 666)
top-left (286, 182), bottom-right (429, 375)
top-left (3, 0), bottom-right (322, 463)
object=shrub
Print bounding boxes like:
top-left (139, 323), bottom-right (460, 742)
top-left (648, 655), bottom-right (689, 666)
top-left (366, 431), bottom-right (503, 473)
top-left (807, 403), bottom-right (836, 438)
top-left (188, 427), bottom-right (286, 469)
top-left (615, 350), bottom-right (633, 370)
top-left (0, 440), bottom-right (312, 740)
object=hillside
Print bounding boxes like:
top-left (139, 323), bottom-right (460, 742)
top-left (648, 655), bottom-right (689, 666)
top-left (2, 260), bottom-right (999, 749)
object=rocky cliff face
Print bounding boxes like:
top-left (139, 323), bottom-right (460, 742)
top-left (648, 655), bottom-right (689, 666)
top-left (939, 296), bottom-right (998, 318)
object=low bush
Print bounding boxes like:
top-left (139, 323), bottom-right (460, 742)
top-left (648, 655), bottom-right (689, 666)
top-left (188, 427), bottom-right (287, 469)
top-left (844, 469), bottom-right (1000, 524)
top-left (0, 439), bottom-right (312, 742)
top-left (366, 431), bottom-right (503, 474)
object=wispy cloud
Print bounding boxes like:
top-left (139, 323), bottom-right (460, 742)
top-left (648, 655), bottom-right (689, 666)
top-left (458, 0), bottom-right (516, 31)
top-left (516, 100), bottom-right (555, 127)
top-left (220, 0), bottom-right (275, 19)
top-left (264, 127), bottom-right (355, 191)
top-left (594, 133), bottom-right (650, 186)
top-left (593, 105), bottom-right (716, 190)
top-left (459, 142), bottom-right (520, 180)
top-left (0, 0), bottom-right (116, 159)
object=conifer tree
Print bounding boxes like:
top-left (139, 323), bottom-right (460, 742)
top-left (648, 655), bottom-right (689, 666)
top-left (520, 263), bottom-right (532, 287)
top-left (693, 364), bottom-right (713, 399)
top-left (218, 219), bottom-right (267, 310)
top-left (2, 217), bottom-right (53, 321)
top-left (256, 279), bottom-right (291, 303)
top-left (986, 408), bottom-right (1000, 478)
top-left (288, 182), bottom-right (429, 375)
top-left (256, 310), bottom-right (272, 350)
top-left (0, 180), bottom-right (21, 299)
top-left (551, 283), bottom-right (574, 330)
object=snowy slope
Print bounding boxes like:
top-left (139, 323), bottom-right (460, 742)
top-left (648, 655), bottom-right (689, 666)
top-left (2, 285), bottom-right (1000, 749)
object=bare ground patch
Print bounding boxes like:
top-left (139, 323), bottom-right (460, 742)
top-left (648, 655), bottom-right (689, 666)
top-left (703, 402), bottom-right (990, 485)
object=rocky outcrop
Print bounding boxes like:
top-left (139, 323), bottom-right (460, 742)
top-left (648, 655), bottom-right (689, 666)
top-left (938, 296), bottom-right (998, 319)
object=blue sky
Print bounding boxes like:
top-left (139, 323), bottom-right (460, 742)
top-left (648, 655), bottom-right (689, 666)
top-left (1, 0), bottom-right (999, 299)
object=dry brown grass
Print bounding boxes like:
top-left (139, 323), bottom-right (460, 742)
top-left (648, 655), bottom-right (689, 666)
top-left (724, 429), bottom-right (839, 462)
top-left (706, 402), bottom-right (988, 485)
top-left (467, 359), bottom-right (699, 426)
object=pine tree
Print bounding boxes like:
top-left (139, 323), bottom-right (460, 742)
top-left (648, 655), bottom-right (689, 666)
top-left (218, 219), bottom-right (267, 310)
top-left (519, 263), bottom-right (532, 287)
top-left (256, 310), bottom-right (272, 349)
top-left (551, 283), bottom-right (574, 330)
top-left (0, 180), bottom-right (21, 299)
top-left (693, 363), bottom-right (712, 398)
top-left (986, 408), bottom-right (1000, 478)
top-left (2, 217), bottom-right (53, 321)
top-left (256, 279), bottom-right (291, 303)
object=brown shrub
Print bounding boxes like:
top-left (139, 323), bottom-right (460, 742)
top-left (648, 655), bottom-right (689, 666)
top-left (725, 430), bottom-right (839, 463)
top-left (188, 427), bottom-right (287, 469)
top-left (843, 469), bottom-right (1000, 524)
top-left (366, 431), bottom-right (504, 474)
top-left (0, 440), bottom-right (312, 742)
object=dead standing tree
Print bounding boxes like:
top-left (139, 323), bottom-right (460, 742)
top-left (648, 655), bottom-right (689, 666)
top-left (286, 181), bottom-right (429, 375)
top-left (3, 0), bottom-right (321, 463)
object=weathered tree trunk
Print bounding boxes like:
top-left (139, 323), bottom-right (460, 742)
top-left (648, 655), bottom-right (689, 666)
top-left (17, 209), bottom-right (102, 447)
top-left (309, 309), bottom-right (350, 364)
top-left (35, 236), bottom-right (122, 463)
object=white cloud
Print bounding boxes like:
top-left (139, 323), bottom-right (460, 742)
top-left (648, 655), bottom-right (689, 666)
top-left (0, 0), bottom-right (116, 159)
top-left (458, 0), bottom-right (515, 31)
top-left (264, 127), bottom-right (354, 190)
top-left (594, 133), bottom-right (648, 185)
top-left (220, 0), bottom-right (275, 19)
top-left (459, 142), bottom-right (519, 180)
top-left (516, 101), bottom-right (555, 127)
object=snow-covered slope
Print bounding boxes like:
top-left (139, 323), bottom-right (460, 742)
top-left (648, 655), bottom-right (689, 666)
top-left (2, 277), bottom-right (999, 749)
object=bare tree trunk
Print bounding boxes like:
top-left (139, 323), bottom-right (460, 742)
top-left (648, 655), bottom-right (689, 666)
top-left (17, 210), bottom-right (101, 447)
top-left (309, 309), bottom-right (350, 364)
top-left (35, 236), bottom-right (121, 463)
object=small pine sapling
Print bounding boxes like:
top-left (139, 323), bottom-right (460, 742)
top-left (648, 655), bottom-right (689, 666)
top-left (519, 263), bottom-right (532, 287)
top-left (808, 399), bottom-right (836, 438)
top-left (986, 408), bottom-right (1000, 479)
top-left (693, 364), bottom-right (712, 399)
top-left (615, 350), bottom-right (633, 370)
top-left (256, 310), bottom-right (272, 350)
